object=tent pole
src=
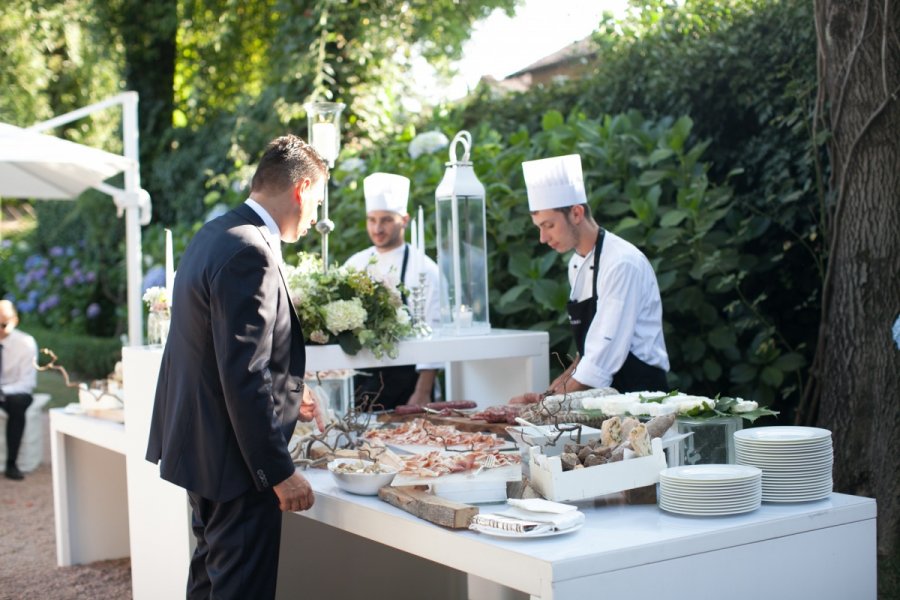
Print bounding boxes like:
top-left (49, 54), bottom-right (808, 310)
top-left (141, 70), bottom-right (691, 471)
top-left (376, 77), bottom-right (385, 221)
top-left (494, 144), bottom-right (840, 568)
top-left (122, 92), bottom-right (144, 346)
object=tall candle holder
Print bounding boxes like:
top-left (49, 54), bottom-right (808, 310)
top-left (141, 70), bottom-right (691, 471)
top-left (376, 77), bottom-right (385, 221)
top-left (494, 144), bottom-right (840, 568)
top-left (304, 100), bottom-right (346, 272)
top-left (409, 272), bottom-right (432, 338)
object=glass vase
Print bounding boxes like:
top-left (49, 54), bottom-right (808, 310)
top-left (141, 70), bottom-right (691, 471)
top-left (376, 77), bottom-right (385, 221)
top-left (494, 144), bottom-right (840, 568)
top-left (147, 309), bottom-right (171, 346)
top-left (676, 415), bottom-right (742, 465)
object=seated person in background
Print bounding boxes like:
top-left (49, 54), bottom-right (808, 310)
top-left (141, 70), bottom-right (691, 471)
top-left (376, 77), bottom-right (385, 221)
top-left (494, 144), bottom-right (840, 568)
top-left (343, 172), bottom-right (441, 410)
top-left (0, 300), bottom-right (38, 481)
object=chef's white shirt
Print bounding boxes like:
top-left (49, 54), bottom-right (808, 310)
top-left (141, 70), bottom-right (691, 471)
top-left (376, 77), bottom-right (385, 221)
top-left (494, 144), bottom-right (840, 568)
top-left (568, 230), bottom-right (669, 389)
top-left (343, 245), bottom-right (442, 371)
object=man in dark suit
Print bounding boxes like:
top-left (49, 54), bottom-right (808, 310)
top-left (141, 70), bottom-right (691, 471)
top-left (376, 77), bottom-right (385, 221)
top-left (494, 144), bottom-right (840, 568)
top-left (146, 134), bottom-right (328, 599)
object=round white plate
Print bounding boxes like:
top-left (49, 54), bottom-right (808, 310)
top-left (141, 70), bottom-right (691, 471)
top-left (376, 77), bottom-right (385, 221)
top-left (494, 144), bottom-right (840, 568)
top-left (762, 491), bottom-right (832, 503)
top-left (660, 464), bottom-right (761, 483)
top-left (761, 471), bottom-right (832, 479)
top-left (659, 483), bottom-right (760, 494)
top-left (659, 502), bottom-right (760, 516)
top-left (735, 449), bottom-right (832, 460)
top-left (660, 488), bottom-right (762, 500)
top-left (763, 480), bottom-right (833, 491)
top-left (735, 427), bottom-right (831, 444)
top-left (659, 497), bottom-right (762, 510)
top-left (736, 453), bottom-right (832, 464)
top-left (469, 522), bottom-right (583, 539)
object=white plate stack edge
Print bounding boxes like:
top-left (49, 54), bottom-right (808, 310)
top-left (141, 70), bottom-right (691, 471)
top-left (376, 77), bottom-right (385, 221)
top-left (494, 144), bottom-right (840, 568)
top-left (733, 426), bottom-right (833, 503)
top-left (658, 464), bottom-right (762, 516)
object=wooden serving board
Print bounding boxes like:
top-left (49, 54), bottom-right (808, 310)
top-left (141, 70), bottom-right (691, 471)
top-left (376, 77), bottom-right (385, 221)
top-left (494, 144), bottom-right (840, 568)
top-left (376, 413), bottom-right (512, 437)
top-left (378, 485), bottom-right (478, 529)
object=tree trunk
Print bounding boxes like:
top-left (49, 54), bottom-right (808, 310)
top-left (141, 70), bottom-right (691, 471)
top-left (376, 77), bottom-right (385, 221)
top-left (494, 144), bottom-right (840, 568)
top-left (808, 0), bottom-right (900, 573)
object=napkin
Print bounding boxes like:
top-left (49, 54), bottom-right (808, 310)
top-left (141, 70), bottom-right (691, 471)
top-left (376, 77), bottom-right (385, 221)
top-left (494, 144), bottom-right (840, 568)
top-left (506, 498), bottom-right (577, 514)
top-left (469, 498), bottom-right (585, 535)
top-left (496, 507), bottom-right (585, 531)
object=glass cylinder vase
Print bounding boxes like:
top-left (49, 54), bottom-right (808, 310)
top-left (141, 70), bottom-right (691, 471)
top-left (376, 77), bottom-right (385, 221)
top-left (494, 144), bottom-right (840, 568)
top-left (676, 415), bottom-right (742, 466)
top-left (147, 309), bottom-right (171, 347)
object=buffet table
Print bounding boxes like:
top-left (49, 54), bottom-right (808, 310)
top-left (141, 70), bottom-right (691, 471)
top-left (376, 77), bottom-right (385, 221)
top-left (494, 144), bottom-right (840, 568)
top-left (48, 333), bottom-right (877, 600)
top-left (279, 471), bottom-right (876, 600)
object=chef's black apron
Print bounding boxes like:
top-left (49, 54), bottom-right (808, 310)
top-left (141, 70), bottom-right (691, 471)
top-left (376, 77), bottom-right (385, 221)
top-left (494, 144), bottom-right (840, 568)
top-left (355, 245), bottom-right (427, 410)
top-left (566, 230), bottom-right (668, 393)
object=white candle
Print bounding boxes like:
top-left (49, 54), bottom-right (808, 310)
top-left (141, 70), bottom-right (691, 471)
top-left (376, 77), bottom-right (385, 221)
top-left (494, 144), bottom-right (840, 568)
top-left (417, 205), bottom-right (425, 273)
top-left (458, 304), bottom-right (473, 327)
top-left (312, 122), bottom-right (337, 162)
top-left (409, 217), bottom-right (419, 278)
top-left (165, 228), bottom-right (174, 301)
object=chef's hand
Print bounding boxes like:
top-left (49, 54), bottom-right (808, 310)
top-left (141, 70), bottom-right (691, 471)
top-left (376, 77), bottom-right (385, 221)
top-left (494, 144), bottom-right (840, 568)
top-left (509, 392), bottom-right (543, 405)
top-left (299, 386), bottom-right (326, 431)
top-left (273, 469), bottom-right (315, 512)
top-left (407, 389), bottom-right (431, 406)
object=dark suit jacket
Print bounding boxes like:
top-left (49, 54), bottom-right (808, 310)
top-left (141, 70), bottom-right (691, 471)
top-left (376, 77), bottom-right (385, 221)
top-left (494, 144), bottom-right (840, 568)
top-left (146, 203), bottom-right (305, 502)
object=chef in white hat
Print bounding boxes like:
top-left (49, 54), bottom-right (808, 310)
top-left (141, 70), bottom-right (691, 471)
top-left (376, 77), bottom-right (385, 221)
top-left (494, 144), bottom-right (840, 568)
top-left (343, 172), bottom-right (441, 409)
top-left (511, 154), bottom-right (669, 403)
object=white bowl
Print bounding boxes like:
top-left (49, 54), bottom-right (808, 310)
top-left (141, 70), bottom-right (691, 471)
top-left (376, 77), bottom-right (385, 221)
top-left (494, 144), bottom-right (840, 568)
top-left (327, 459), bottom-right (397, 495)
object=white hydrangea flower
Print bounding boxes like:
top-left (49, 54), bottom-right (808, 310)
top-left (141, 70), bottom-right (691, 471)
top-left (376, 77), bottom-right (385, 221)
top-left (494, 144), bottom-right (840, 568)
top-left (323, 298), bottom-right (367, 334)
top-left (395, 306), bottom-right (411, 326)
top-left (408, 131), bottom-right (449, 159)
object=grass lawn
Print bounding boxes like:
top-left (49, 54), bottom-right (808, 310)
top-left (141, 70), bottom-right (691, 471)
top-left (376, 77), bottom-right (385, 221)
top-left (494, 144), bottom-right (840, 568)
top-left (36, 369), bottom-right (79, 410)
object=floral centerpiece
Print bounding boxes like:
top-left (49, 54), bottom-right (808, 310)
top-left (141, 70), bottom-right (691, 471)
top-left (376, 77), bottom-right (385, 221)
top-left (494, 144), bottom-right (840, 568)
top-left (142, 286), bottom-right (171, 345)
top-left (284, 253), bottom-right (413, 358)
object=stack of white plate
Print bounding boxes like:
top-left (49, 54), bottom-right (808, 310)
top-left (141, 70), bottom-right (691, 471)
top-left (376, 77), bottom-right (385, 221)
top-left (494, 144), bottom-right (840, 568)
top-left (658, 464), bottom-right (762, 516)
top-left (734, 426), bottom-right (833, 503)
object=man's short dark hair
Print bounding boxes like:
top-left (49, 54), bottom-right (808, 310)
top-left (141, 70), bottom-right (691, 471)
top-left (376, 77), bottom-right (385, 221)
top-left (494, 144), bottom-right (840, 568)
top-left (251, 135), bottom-right (329, 194)
top-left (554, 203), bottom-right (592, 219)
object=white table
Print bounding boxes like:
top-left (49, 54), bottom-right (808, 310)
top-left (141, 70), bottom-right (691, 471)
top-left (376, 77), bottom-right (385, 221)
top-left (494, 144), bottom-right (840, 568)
top-left (70, 338), bottom-right (876, 600)
top-left (49, 409), bottom-right (130, 566)
top-left (278, 472), bottom-right (877, 600)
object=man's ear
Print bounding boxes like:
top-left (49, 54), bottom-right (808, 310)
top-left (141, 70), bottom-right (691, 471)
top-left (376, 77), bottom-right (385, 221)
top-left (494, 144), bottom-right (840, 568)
top-left (295, 177), bottom-right (312, 203)
top-left (569, 204), bottom-right (584, 223)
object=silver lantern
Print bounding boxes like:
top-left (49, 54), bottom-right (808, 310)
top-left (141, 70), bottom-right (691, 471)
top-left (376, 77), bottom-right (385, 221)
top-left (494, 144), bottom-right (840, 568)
top-left (434, 130), bottom-right (490, 335)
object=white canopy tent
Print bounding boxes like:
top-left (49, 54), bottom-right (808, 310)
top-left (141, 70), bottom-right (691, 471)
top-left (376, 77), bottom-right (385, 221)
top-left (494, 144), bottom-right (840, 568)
top-left (0, 92), bottom-right (151, 345)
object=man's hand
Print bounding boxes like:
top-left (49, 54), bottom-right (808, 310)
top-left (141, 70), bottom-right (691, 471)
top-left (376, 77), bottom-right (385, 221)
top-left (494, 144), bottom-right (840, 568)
top-left (509, 392), bottom-right (543, 405)
top-left (299, 386), bottom-right (326, 431)
top-left (273, 469), bottom-right (315, 512)
top-left (406, 369), bottom-right (437, 406)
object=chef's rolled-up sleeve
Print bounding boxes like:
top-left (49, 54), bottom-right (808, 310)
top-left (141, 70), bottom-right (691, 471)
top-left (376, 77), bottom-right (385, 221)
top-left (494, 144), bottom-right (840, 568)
top-left (572, 261), bottom-right (643, 389)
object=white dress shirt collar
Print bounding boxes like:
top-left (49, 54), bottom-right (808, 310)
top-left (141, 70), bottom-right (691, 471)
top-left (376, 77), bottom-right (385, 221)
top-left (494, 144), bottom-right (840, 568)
top-left (244, 198), bottom-right (282, 262)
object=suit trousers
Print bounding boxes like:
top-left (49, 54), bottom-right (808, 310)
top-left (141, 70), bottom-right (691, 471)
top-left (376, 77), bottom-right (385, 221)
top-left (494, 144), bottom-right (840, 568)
top-left (0, 393), bottom-right (32, 468)
top-left (187, 485), bottom-right (283, 600)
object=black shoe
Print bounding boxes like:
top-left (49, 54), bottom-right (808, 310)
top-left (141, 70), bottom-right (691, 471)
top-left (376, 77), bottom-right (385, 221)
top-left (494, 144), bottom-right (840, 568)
top-left (4, 466), bottom-right (24, 480)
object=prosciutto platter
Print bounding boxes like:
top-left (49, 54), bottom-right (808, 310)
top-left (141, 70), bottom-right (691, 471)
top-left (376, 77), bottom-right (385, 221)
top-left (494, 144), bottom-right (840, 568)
top-left (364, 418), bottom-right (509, 452)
